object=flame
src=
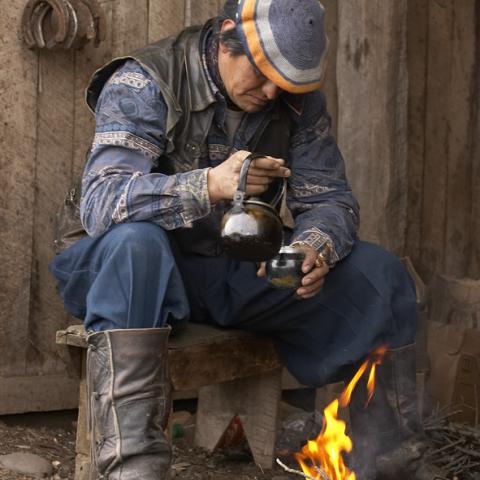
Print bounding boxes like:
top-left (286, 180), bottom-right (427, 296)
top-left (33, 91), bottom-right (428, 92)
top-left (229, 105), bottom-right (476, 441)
top-left (294, 346), bottom-right (387, 480)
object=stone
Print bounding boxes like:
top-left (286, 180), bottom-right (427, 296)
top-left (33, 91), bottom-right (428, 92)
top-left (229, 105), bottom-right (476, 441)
top-left (0, 452), bottom-right (53, 478)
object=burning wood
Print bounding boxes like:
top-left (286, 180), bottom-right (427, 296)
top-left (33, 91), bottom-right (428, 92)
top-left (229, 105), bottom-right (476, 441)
top-left (291, 346), bottom-right (387, 480)
top-left (276, 458), bottom-right (329, 480)
top-left (278, 345), bottom-right (480, 480)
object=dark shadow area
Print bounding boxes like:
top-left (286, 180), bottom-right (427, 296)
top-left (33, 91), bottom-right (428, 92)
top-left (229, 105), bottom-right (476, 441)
top-left (0, 410), bottom-right (77, 431)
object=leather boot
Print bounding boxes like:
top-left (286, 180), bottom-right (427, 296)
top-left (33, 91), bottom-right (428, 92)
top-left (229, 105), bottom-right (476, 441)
top-left (348, 344), bottom-right (448, 480)
top-left (86, 327), bottom-right (172, 479)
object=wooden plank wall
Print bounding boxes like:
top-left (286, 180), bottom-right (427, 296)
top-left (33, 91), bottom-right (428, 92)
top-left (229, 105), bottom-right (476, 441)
top-left (1, 0), bottom-right (478, 413)
top-left (0, 0), bottom-right (221, 415)
top-left (329, 0), bottom-right (478, 281)
top-left (1, 1), bottom-right (38, 380)
top-left (406, 0), bottom-right (479, 281)
top-left (335, 0), bottom-right (409, 255)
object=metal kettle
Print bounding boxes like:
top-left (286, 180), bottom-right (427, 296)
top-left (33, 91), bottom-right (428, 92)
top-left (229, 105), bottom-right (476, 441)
top-left (220, 154), bottom-right (285, 262)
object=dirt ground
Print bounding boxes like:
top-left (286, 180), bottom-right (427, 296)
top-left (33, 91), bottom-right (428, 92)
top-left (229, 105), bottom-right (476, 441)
top-left (0, 411), bottom-right (76, 479)
top-left (2, 396), bottom-right (478, 480)
top-left (0, 394), bottom-right (313, 480)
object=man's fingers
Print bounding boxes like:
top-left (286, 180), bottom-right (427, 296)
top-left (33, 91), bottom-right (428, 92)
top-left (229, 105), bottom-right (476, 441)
top-left (251, 155), bottom-right (284, 168)
top-left (256, 262), bottom-right (266, 277)
top-left (248, 166), bottom-right (291, 178)
top-left (296, 276), bottom-right (326, 298)
top-left (246, 184), bottom-right (270, 195)
top-left (251, 157), bottom-right (290, 176)
top-left (246, 174), bottom-right (273, 186)
top-left (301, 249), bottom-right (320, 274)
top-left (302, 263), bottom-right (329, 283)
top-left (294, 259), bottom-right (329, 299)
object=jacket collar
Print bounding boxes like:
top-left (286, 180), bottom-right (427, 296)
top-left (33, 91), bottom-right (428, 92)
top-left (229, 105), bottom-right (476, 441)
top-left (185, 20), bottom-right (217, 112)
top-left (282, 93), bottom-right (306, 116)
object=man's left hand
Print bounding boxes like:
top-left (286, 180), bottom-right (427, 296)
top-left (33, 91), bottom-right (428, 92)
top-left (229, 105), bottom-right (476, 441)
top-left (256, 244), bottom-right (330, 299)
top-left (294, 245), bottom-right (329, 299)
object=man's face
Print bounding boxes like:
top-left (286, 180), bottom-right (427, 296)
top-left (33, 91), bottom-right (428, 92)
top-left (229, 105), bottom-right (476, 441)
top-left (218, 21), bottom-right (283, 113)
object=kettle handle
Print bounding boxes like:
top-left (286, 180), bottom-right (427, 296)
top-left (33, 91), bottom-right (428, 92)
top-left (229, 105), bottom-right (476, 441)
top-left (270, 177), bottom-right (287, 210)
top-left (233, 153), bottom-right (287, 209)
top-left (232, 153), bottom-right (261, 207)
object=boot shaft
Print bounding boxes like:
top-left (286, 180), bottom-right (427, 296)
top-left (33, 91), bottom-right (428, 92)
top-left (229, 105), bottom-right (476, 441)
top-left (348, 344), bottom-right (446, 480)
top-left (87, 327), bottom-right (172, 479)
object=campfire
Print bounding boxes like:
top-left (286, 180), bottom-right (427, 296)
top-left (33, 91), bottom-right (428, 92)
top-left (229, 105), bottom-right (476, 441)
top-left (278, 346), bottom-right (387, 480)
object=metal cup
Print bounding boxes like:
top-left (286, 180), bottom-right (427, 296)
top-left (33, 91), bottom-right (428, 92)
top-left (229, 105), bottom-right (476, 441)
top-left (265, 246), bottom-right (305, 289)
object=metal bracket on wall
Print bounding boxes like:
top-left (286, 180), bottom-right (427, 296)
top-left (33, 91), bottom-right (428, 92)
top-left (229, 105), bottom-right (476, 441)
top-left (21, 0), bottom-right (106, 50)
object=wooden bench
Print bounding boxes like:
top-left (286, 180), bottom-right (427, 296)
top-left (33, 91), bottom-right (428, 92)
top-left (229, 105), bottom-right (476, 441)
top-left (56, 323), bottom-right (283, 480)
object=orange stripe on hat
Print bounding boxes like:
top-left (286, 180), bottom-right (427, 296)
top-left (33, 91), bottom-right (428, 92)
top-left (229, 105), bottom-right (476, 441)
top-left (240, 0), bottom-right (323, 93)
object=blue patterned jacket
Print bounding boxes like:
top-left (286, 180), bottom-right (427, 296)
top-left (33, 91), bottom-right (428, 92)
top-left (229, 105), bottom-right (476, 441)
top-left (80, 23), bottom-right (359, 266)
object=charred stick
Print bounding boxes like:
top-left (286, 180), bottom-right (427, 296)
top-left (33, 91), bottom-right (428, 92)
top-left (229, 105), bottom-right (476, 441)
top-left (276, 458), bottom-right (329, 480)
top-left (427, 439), bottom-right (464, 457)
top-left (457, 446), bottom-right (480, 459)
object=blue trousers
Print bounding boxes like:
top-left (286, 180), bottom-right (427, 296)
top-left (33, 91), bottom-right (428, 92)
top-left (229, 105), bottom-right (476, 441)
top-left (49, 222), bottom-right (417, 387)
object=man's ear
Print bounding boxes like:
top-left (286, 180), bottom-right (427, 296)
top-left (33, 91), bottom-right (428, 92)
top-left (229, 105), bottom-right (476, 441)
top-left (219, 19), bottom-right (236, 54)
top-left (220, 19), bottom-right (236, 33)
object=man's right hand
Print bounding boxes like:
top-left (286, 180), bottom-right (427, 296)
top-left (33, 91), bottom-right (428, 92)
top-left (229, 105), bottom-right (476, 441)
top-left (207, 150), bottom-right (291, 204)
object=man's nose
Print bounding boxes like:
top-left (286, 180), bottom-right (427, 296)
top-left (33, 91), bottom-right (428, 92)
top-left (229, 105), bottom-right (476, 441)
top-left (262, 80), bottom-right (282, 100)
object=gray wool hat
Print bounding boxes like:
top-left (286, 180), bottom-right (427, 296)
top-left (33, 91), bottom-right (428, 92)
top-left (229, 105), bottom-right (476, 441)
top-left (234, 0), bottom-right (329, 93)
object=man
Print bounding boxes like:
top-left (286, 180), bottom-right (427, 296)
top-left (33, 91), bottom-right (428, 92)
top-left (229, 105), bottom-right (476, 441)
top-left (50, 1), bottom-right (444, 479)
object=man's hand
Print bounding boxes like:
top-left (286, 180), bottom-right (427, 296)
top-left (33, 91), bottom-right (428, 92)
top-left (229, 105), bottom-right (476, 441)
top-left (207, 150), bottom-right (291, 203)
top-left (257, 244), bottom-right (330, 299)
top-left (294, 245), bottom-right (330, 299)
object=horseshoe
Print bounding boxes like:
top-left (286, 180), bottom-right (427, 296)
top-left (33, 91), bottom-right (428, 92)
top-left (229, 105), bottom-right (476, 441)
top-left (58, 0), bottom-right (78, 49)
top-left (21, 0), bottom-right (41, 48)
top-left (21, 0), bottom-right (70, 48)
top-left (68, 0), bottom-right (96, 49)
top-left (30, 2), bottom-right (51, 49)
top-left (21, 0), bottom-right (105, 50)
top-left (79, 0), bottom-right (106, 45)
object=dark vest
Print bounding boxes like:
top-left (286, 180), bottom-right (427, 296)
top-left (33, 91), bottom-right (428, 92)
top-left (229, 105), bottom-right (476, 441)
top-left (80, 22), bottom-right (297, 256)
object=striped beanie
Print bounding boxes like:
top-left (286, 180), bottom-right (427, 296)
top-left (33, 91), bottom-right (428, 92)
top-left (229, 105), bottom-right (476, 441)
top-left (235, 0), bottom-right (329, 94)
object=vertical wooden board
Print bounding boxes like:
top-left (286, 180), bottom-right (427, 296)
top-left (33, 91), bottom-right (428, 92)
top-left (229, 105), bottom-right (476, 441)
top-left (321, 0), bottom-right (339, 136)
top-left (0, 2), bottom-right (37, 376)
top-left (405, 0), bottom-right (428, 272)
top-left (111, 0), bottom-right (149, 56)
top-left (186, 0), bottom-right (220, 26)
top-left (471, 133), bottom-right (480, 278)
top-left (336, 0), bottom-right (408, 254)
top-left (420, 0), bottom-right (453, 275)
top-left (470, 14), bottom-right (480, 279)
top-left (73, 1), bottom-right (115, 179)
top-left (442, 1), bottom-right (476, 277)
top-left (149, 0), bottom-right (186, 41)
top-left (27, 49), bottom-right (76, 376)
top-left (73, 0), bottom-right (149, 180)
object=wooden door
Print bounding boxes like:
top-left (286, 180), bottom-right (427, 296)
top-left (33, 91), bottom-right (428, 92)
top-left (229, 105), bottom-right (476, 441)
top-left (0, 0), bottom-right (222, 415)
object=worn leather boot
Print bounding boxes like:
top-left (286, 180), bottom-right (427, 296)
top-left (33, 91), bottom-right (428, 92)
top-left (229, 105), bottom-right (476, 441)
top-left (86, 327), bottom-right (172, 479)
top-left (348, 344), bottom-right (447, 480)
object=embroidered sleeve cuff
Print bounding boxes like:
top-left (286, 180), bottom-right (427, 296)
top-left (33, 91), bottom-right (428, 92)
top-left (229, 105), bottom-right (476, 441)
top-left (291, 227), bottom-right (340, 267)
top-left (175, 169), bottom-right (212, 225)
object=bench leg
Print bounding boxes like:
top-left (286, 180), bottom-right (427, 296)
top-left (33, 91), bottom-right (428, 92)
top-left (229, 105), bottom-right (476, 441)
top-left (194, 369), bottom-right (282, 470)
top-left (75, 353), bottom-right (91, 480)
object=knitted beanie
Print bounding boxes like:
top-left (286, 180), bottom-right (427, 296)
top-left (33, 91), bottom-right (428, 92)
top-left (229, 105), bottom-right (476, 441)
top-left (234, 0), bottom-right (328, 94)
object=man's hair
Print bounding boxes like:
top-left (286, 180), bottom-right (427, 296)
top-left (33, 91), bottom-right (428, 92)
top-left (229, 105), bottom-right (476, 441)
top-left (214, 0), bottom-right (245, 56)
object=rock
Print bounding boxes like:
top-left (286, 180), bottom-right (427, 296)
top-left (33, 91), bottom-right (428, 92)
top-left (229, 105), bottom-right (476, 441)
top-left (171, 410), bottom-right (192, 426)
top-left (0, 452), bottom-right (53, 478)
top-left (276, 410), bottom-right (322, 454)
